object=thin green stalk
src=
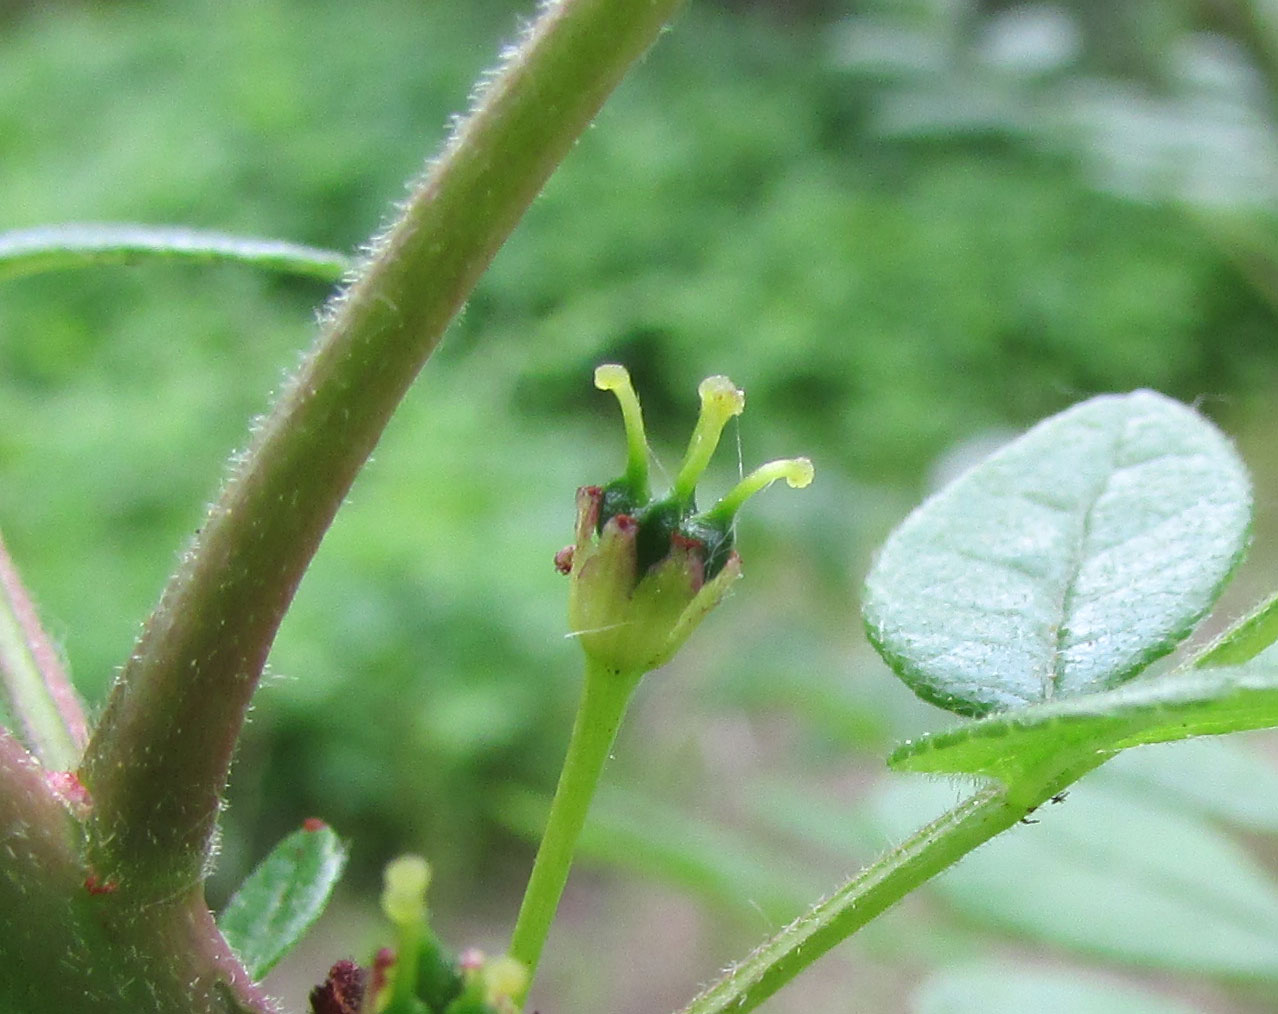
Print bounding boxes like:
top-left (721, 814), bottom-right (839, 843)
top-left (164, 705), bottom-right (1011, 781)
top-left (677, 755), bottom-right (1107, 1014)
top-left (0, 530), bottom-right (85, 768)
top-left (0, 223), bottom-right (352, 284)
top-left (510, 659), bottom-right (642, 990)
top-left (79, 0), bottom-right (688, 902)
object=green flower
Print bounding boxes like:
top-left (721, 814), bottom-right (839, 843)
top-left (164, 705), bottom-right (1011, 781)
top-left (375, 855), bottom-right (528, 1014)
top-left (560, 365), bottom-right (813, 675)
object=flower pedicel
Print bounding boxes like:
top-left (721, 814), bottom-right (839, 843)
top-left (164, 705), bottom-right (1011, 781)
top-left (507, 364), bottom-right (812, 1001)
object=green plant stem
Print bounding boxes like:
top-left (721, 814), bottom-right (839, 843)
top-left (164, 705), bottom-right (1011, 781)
top-left (0, 732), bottom-right (271, 1014)
top-left (79, 0), bottom-right (688, 902)
top-left (677, 755), bottom-right (1107, 1014)
top-left (0, 529), bottom-right (85, 768)
top-left (0, 223), bottom-right (353, 284)
top-left (0, 729), bottom-right (88, 1006)
top-left (1193, 588), bottom-right (1278, 667)
top-left (510, 659), bottom-right (642, 992)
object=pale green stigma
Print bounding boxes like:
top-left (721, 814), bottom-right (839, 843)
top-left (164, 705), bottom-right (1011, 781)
top-left (595, 364), bottom-right (649, 498)
top-left (483, 956), bottom-right (529, 1007)
top-left (672, 375), bottom-right (745, 504)
top-left (704, 457), bottom-right (814, 526)
top-left (381, 854), bottom-right (431, 929)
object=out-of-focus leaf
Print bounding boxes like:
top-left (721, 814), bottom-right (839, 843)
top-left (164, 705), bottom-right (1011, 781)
top-left (873, 777), bottom-right (1278, 979)
top-left (864, 390), bottom-right (1251, 717)
top-left (913, 961), bottom-right (1201, 1014)
top-left (493, 784), bottom-right (819, 923)
top-left (889, 659), bottom-right (1278, 783)
top-left (1063, 69), bottom-right (1278, 209)
top-left (1102, 735), bottom-right (1278, 833)
top-left (218, 821), bottom-right (347, 981)
top-left (743, 779), bottom-right (883, 858)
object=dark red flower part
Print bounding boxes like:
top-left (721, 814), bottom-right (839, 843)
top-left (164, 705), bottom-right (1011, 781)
top-left (668, 531), bottom-right (707, 591)
top-left (308, 959), bottom-right (366, 1014)
top-left (370, 947), bottom-right (396, 997)
top-left (554, 545), bottom-right (574, 574)
top-left (573, 485), bottom-right (604, 544)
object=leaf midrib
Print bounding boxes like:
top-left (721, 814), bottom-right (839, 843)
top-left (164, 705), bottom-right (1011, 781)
top-left (1045, 415), bottom-right (1127, 702)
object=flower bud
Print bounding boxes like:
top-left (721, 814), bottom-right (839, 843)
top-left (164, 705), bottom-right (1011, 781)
top-left (562, 366), bottom-right (812, 676)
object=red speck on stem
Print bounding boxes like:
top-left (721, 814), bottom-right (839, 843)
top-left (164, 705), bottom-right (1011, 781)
top-left (84, 873), bottom-right (118, 895)
top-left (553, 546), bottom-right (574, 574)
top-left (302, 817), bottom-right (327, 832)
top-left (45, 770), bottom-right (93, 815)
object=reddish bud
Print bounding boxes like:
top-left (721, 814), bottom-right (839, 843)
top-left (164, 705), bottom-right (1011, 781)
top-left (554, 546), bottom-right (574, 575)
top-left (308, 959), bottom-right (366, 1014)
top-left (302, 817), bottom-right (327, 832)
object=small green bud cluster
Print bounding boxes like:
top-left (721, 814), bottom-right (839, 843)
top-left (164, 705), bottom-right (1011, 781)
top-left (560, 365), bottom-right (813, 675)
top-left (366, 855), bottom-right (528, 1014)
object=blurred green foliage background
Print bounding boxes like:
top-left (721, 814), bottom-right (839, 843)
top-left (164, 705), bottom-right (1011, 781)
top-left (5, 1), bottom-right (1278, 1011)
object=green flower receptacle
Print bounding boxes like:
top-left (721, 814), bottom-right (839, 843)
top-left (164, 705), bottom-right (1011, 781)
top-left (565, 484), bottom-right (743, 676)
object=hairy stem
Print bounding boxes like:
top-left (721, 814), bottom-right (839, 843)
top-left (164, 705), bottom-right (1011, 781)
top-left (79, 0), bottom-right (688, 900)
top-left (0, 730), bottom-right (86, 1006)
top-left (510, 659), bottom-right (641, 994)
top-left (677, 756), bottom-right (1106, 1014)
top-left (0, 529), bottom-right (85, 768)
top-left (1, 732), bottom-right (273, 1014)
